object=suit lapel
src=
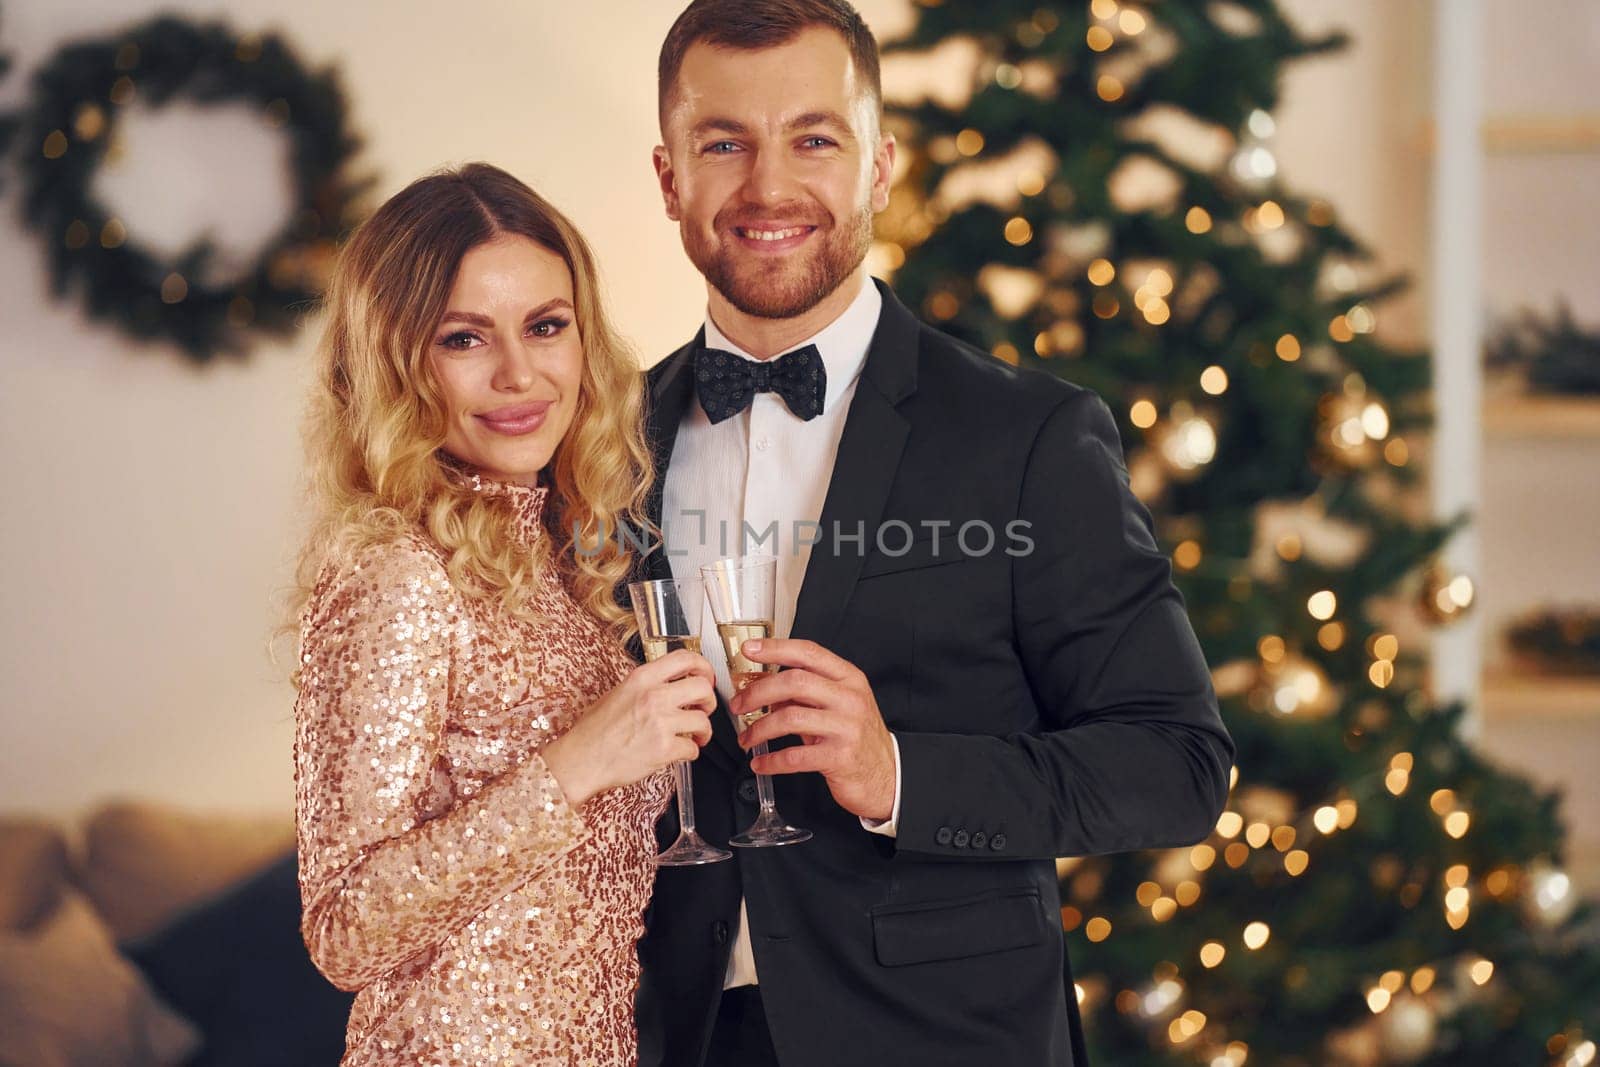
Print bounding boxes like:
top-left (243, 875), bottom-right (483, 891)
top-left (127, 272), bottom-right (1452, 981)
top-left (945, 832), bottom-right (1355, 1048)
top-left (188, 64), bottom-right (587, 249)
top-left (644, 335), bottom-right (699, 584)
top-left (790, 281), bottom-right (920, 649)
top-left (644, 334), bottom-right (746, 770)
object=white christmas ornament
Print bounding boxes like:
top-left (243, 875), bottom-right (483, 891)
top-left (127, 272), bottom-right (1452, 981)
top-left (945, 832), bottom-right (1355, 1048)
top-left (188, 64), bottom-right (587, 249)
top-left (1377, 994), bottom-right (1436, 1063)
top-left (1524, 859), bottom-right (1577, 927)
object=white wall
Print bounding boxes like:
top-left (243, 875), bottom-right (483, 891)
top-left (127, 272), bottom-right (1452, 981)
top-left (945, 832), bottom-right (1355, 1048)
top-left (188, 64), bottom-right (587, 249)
top-left (0, 0), bottom-right (912, 818)
top-left (0, 0), bottom-right (1427, 819)
top-left (1274, 0), bottom-right (1432, 343)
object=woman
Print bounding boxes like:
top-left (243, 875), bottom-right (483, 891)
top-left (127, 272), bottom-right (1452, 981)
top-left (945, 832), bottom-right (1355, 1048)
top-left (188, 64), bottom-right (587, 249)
top-left (291, 163), bottom-right (714, 1065)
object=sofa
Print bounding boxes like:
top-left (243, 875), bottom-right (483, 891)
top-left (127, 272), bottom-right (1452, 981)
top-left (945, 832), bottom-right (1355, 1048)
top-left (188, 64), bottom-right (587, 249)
top-left (0, 802), bottom-right (352, 1066)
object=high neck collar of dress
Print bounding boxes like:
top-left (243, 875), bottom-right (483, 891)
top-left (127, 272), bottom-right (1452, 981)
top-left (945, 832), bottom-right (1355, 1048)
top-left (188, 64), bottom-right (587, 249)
top-left (442, 459), bottom-right (550, 542)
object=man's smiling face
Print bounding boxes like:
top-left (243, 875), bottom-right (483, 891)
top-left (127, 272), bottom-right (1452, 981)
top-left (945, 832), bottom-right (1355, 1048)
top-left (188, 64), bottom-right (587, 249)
top-left (654, 26), bottom-right (893, 321)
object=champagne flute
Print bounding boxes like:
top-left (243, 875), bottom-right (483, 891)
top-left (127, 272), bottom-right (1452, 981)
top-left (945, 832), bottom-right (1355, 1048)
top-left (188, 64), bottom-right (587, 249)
top-left (699, 555), bottom-right (812, 848)
top-left (627, 577), bottom-right (732, 866)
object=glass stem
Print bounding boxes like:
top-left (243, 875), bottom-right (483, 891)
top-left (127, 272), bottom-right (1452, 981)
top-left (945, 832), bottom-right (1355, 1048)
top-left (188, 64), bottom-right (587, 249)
top-left (751, 742), bottom-right (778, 814)
top-left (673, 760), bottom-right (697, 834)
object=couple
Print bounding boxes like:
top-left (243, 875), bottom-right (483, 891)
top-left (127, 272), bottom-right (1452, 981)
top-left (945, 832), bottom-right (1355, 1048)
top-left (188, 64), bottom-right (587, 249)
top-left (290, 1), bottom-right (1234, 1065)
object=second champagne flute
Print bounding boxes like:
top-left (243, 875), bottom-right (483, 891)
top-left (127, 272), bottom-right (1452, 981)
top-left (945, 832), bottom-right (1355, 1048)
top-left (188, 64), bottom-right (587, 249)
top-left (699, 555), bottom-right (812, 848)
top-left (627, 577), bottom-right (732, 866)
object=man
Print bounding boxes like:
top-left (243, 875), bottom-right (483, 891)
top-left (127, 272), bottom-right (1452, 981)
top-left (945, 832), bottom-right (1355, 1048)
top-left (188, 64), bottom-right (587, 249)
top-left (634, 2), bottom-right (1234, 1064)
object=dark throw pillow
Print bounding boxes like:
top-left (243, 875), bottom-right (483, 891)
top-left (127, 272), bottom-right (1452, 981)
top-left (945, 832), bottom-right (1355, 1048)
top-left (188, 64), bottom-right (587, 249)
top-left (124, 852), bottom-right (353, 1067)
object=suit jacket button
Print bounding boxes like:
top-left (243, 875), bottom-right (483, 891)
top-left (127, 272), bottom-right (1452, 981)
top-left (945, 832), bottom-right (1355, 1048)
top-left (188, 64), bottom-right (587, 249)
top-left (989, 833), bottom-right (1007, 851)
top-left (970, 831), bottom-right (987, 850)
top-left (737, 779), bottom-right (758, 804)
top-left (952, 829), bottom-right (970, 848)
top-left (712, 921), bottom-right (730, 946)
top-left (935, 826), bottom-right (953, 846)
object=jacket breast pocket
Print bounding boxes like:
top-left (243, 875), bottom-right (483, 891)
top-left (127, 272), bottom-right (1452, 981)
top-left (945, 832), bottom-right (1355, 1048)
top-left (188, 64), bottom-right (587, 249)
top-left (857, 536), bottom-right (976, 580)
top-left (870, 887), bottom-right (1047, 967)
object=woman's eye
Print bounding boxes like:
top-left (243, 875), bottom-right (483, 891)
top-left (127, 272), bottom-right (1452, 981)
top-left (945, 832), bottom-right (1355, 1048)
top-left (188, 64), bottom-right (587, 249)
top-left (439, 331), bottom-right (480, 351)
top-left (530, 317), bottom-right (570, 338)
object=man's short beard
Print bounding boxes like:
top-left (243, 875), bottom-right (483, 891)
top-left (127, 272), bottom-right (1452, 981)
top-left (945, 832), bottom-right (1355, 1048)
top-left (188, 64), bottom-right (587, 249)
top-left (689, 205), bottom-right (874, 320)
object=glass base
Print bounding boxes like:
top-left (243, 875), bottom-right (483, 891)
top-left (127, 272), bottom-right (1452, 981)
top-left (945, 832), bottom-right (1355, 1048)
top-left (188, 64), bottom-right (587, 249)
top-left (728, 811), bottom-right (812, 848)
top-left (656, 831), bottom-right (733, 866)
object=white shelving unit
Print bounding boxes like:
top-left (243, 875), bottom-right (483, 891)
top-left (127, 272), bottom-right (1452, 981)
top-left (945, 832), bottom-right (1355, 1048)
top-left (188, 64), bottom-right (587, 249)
top-left (1484, 394), bottom-right (1600, 439)
top-left (1482, 672), bottom-right (1600, 720)
top-left (1454, 0), bottom-right (1600, 891)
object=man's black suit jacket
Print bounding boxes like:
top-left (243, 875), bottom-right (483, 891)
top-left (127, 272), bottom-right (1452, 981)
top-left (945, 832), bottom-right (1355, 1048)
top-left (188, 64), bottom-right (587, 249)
top-left (633, 281), bottom-right (1233, 1067)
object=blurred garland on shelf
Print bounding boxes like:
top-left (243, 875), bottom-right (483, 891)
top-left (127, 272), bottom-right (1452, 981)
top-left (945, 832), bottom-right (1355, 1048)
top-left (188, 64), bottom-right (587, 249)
top-left (1507, 608), bottom-right (1600, 677)
top-left (1486, 302), bottom-right (1600, 396)
top-left (11, 15), bottom-right (371, 360)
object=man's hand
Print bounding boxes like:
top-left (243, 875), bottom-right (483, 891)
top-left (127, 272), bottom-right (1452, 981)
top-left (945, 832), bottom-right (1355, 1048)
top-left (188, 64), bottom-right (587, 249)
top-left (730, 638), bottom-right (896, 821)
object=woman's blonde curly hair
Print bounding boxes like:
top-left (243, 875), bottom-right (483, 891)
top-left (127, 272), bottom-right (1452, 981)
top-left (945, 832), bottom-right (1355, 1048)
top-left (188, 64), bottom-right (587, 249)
top-left (287, 163), bottom-right (652, 674)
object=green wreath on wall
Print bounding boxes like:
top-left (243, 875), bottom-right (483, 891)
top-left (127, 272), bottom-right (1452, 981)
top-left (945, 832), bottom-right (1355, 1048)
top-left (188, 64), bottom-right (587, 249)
top-left (11, 15), bottom-right (371, 360)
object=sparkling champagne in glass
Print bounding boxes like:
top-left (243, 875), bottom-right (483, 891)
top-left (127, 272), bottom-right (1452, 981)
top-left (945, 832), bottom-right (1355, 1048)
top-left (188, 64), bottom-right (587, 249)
top-left (700, 555), bottom-right (812, 848)
top-left (627, 578), bottom-right (732, 866)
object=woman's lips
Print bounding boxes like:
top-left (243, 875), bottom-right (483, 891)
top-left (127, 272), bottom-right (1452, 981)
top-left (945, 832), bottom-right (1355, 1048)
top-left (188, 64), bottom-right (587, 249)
top-left (476, 401), bottom-right (552, 436)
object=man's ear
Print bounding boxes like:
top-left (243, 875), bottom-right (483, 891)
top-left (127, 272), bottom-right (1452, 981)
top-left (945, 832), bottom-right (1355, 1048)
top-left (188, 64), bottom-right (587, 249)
top-left (652, 145), bottom-right (681, 222)
top-left (870, 132), bottom-right (896, 214)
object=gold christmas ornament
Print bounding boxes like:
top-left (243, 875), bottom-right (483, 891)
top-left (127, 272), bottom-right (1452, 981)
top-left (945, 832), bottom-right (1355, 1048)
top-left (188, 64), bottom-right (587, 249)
top-left (1418, 564), bottom-right (1476, 625)
top-left (1547, 1033), bottom-right (1596, 1067)
top-left (1317, 380), bottom-right (1391, 468)
top-left (1136, 976), bottom-right (1186, 1020)
top-left (1153, 402), bottom-right (1218, 478)
top-left (1251, 652), bottom-right (1337, 719)
top-left (1229, 110), bottom-right (1279, 191)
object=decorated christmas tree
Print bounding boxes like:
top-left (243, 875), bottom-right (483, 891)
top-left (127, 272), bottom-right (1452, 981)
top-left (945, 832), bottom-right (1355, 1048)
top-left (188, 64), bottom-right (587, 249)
top-left (880, 2), bottom-right (1600, 1064)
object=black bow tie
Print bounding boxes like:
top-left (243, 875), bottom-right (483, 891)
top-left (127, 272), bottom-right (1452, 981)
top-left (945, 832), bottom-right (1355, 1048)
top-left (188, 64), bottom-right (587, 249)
top-left (695, 344), bottom-right (827, 424)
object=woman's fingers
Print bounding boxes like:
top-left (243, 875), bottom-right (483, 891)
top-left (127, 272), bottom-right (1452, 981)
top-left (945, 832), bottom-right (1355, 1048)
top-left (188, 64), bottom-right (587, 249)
top-left (643, 647), bottom-right (715, 684)
top-left (661, 675), bottom-right (716, 715)
top-left (663, 706), bottom-right (713, 746)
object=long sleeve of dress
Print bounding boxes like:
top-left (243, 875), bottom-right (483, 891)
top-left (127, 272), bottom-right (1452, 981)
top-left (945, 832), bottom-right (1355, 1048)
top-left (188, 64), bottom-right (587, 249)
top-left (294, 539), bottom-right (589, 992)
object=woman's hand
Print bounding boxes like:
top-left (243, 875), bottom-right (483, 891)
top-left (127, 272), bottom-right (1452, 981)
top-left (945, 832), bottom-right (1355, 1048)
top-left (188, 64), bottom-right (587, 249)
top-left (542, 649), bottom-right (716, 808)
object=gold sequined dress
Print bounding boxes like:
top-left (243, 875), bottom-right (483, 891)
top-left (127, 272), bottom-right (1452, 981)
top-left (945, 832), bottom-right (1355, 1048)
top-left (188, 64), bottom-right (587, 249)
top-left (294, 480), bottom-right (671, 1066)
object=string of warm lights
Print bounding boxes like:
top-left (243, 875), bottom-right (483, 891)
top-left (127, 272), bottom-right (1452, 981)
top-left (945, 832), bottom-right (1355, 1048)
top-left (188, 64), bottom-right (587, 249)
top-left (1056, 572), bottom-right (1570, 1056)
top-left (1064, 740), bottom-right (1575, 1063)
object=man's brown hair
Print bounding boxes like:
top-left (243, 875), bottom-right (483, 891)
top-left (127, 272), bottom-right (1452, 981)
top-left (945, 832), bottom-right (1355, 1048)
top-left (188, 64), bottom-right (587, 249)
top-left (657, 0), bottom-right (882, 127)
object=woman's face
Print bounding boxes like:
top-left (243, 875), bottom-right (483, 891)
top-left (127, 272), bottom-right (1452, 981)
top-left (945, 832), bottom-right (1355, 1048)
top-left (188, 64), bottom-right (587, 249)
top-left (429, 236), bottom-right (584, 486)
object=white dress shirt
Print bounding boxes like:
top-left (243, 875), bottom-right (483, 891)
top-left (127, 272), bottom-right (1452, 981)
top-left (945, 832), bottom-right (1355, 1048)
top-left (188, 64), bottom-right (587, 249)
top-left (660, 276), bottom-right (902, 990)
